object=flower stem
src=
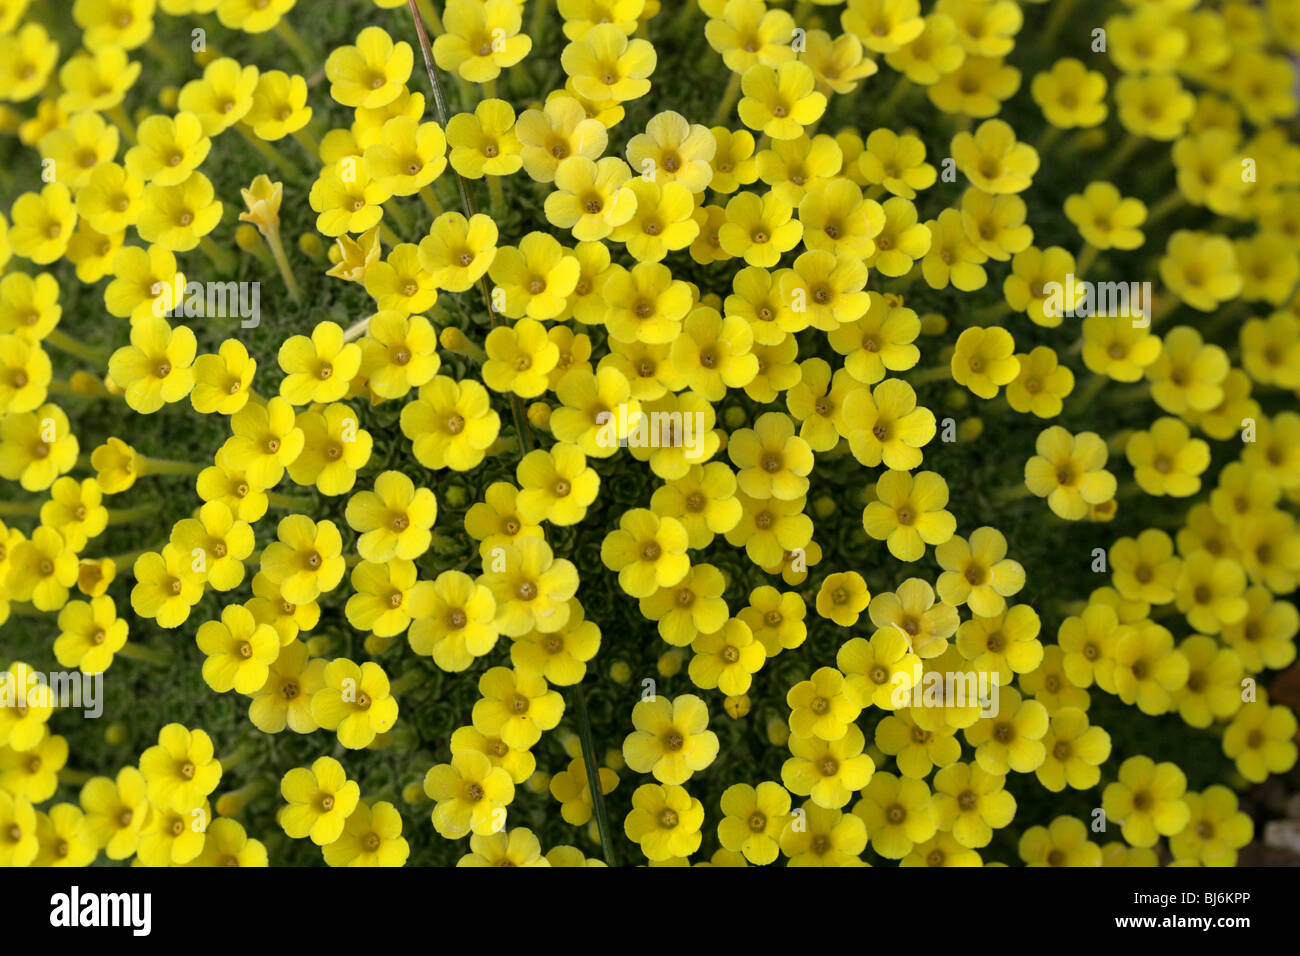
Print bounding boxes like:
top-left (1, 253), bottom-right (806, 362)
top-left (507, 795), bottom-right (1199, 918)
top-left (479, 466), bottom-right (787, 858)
top-left (1065, 373), bottom-right (1107, 417)
top-left (139, 456), bottom-right (203, 477)
top-left (1145, 189), bottom-right (1186, 227)
top-left (1098, 134), bottom-right (1145, 181)
top-left (572, 681), bottom-right (617, 866)
top-left (343, 317), bottom-right (371, 342)
top-left (419, 184), bottom-right (443, 216)
top-left (117, 642), bottom-right (171, 665)
top-left (291, 127), bottom-right (320, 160)
top-left (415, 0), bottom-right (443, 32)
top-left (487, 175), bottom-right (506, 218)
top-left (45, 330), bottom-right (108, 365)
top-left (527, 0), bottom-right (553, 42)
top-left (1076, 242), bottom-right (1100, 278)
top-left (107, 105), bottom-right (137, 144)
top-left (266, 491), bottom-right (315, 510)
top-left (199, 236), bottom-right (238, 275)
top-left (275, 19), bottom-right (316, 68)
top-left (0, 500), bottom-right (40, 516)
top-left (1040, 0), bottom-right (1081, 51)
top-left (910, 366), bottom-right (951, 386)
top-left (107, 504), bottom-right (156, 525)
top-left (712, 71), bottom-right (742, 126)
top-left (264, 227), bottom-right (303, 303)
top-left (237, 123), bottom-right (300, 178)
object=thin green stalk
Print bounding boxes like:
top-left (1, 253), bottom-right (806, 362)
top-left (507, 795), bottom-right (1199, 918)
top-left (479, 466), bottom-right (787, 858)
top-left (264, 227), bottom-right (303, 303)
top-left (573, 682), bottom-right (617, 866)
top-left (199, 236), bottom-right (238, 275)
top-left (45, 330), bottom-right (108, 365)
top-left (712, 71), bottom-right (743, 126)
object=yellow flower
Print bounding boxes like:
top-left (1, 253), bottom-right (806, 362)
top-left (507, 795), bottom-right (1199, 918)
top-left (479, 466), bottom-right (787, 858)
top-left (1169, 786), bottom-right (1253, 867)
top-left (936, 526), bottom-right (1025, 616)
top-left (481, 537), bottom-right (579, 636)
top-left (278, 321), bottom-right (362, 405)
top-left (107, 316), bottom-right (196, 414)
top-left (611, 179), bottom-right (698, 262)
top-left (434, 0), bottom-right (531, 83)
top-left (516, 94), bottom-right (609, 183)
top-left (345, 558), bottom-right (433, 637)
top-left (814, 572), bottom-right (869, 628)
top-left (623, 693), bottom-right (718, 784)
top-left (781, 723), bottom-right (875, 809)
top-left (0, 403), bottom-right (78, 492)
top-left (932, 762), bottom-right (1016, 848)
top-left (78, 766), bottom-right (150, 860)
top-left (1031, 58), bottom-right (1107, 129)
top-left (0, 333), bottom-right (51, 414)
top-left (837, 625), bottom-right (922, 709)
top-left (125, 112), bottom-right (210, 186)
top-left (863, 469), bottom-right (956, 562)
top-left (930, 55), bottom-right (1021, 118)
top-left (724, 491), bottom-right (812, 569)
top-left (600, 508), bottom-right (690, 597)
top-left (191, 339), bottom-right (256, 416)
top-left (548, 755), bottom-right (618, 827)
top-left (312, 659), bottom-right (399, 749)
top-left (472, 666), bottom-right (564, 749)
top-left (287, 402), bottom-right (373, 496)
top-left (137, 172), bottom-right (223, 251)
top-left (1102, 755), bottom-right (1189, 848)
top-left (951, 326), bottom-right (1019, 399)
top-left (323, 801), bottom-right (409, 866)
top-left (1024, 427), bottom-right (1117, 521)
top-left (562, 22), bottom-right (655, 103)
top-left (1115, 72), bottom-right (1194, 141)
top-left (545, 156), bottom-right (637, 241)
top-left (130, 546), bottom-right (205, 628)
top-left (139, 723), bottom-right (222, 812)
top-left (718, 190), bottom-right (802, 267)
top-left (196, 604), bottom-right (279, 694)
top-left (728, 411), bottom-right (812, 500)
top-left (1064, 182), bottom-right (1146, 250)
top-left (54, 595), bottom-right (128, 674)
top-left (737, 62), bottom-right (827, 141)
top-left (858, 128), bottom-right (936, 199)
top-left (649, 462), bottom-right (742, 550)
top-left (39, 112), bottom-right (120, 192)
top-left (799, 177), bottom-right (884, 258)
top-left (843, 0), bottom-right (926, 53)
top-left (922, 207), bottom-right (988, 291)
top-left (705, 0), bottom-right (796, 73)
top-left (489, 234), bottom-right (580, 321)
top-left (625, 783), bottom-right (704, 862)
top-left (424, 749), bottom-right (515, 839)
top-left (0, 23), bottom-right (58, 101)
top-left (952, 119), bottom-right (1038, 195)
top-left (447, 99), bottom-right (523, 179)
top-left (1223, 699), bottom-right (1298, 784)
top-left (8, 183), bottom-right (76, 265)
top-left (839, 378), bottom-right (936, 469)
top-left (326, 26), bottom-right (412, 108)
top-left (248, 641), bottom-right (325, 732)
top-left (79, 161), bottom-right (147, 235)
top-left (310, 160), bottom-right (389, 237)
top-left (260, 514), bottom-right (346, 605)
top-left (483, 317), bottom-right (560, 397)
top-left (515, 443), bottom-right (600, 526)
top-left (345, 470), bottom-right (437, 563)
top-left (1125, 416), bottom-right (1210, 497)
top-left (400, 375), bottom-right (501, 471)
top-left (407, 570), bottom-right (498, 671)
top-left (626, 111), bottom-right (716, 194)
top-left (689, 617), bottom-right (765, 696)
top-left (7, 526), bottom-right (76, 611)
top-left (245, 70), bottom-right (312, 140)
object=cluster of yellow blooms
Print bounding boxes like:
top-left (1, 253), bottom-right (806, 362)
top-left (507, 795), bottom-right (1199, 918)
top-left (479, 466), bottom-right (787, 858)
top-left (0, 0), bottom-right (1298, 867)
